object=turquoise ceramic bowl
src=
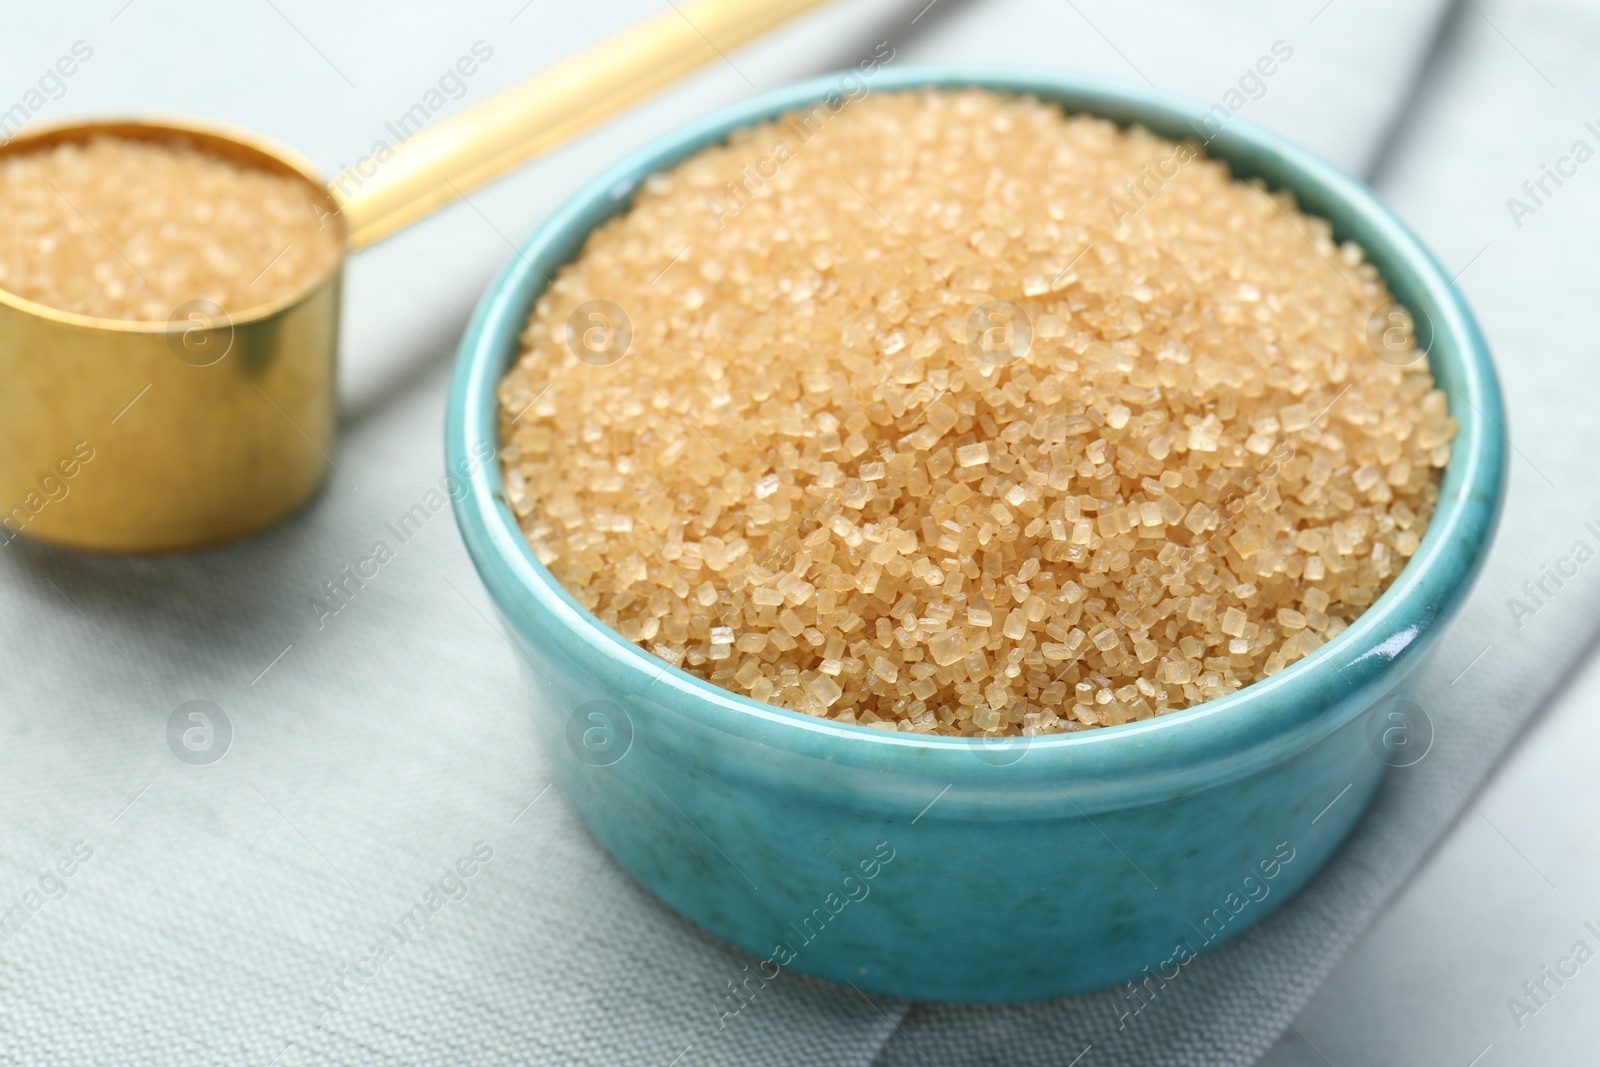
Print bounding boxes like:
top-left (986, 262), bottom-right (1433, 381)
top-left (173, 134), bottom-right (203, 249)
top-left (447, 67), bottom-right (1505, 1002)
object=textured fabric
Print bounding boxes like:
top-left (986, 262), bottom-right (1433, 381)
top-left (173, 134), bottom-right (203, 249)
top-left (0, 1), bottom-right (1513, 1064)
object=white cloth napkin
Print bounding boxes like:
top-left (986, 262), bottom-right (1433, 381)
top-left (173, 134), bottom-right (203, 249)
top-left (2, 1), bottom-right (1527, 1064)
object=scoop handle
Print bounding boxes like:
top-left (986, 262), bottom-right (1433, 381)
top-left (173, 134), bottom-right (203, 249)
top-left (332, 0), bottom-right (833, 249)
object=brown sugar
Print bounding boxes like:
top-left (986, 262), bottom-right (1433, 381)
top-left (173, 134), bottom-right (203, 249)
top-left (497, 88), bottom-right (1456, 736)
top-left (0, 135), bottom-right (341, 320)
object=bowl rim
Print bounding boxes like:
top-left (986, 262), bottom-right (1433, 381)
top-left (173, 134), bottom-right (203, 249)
top-left (446, 65), bottom-right (1506, 794)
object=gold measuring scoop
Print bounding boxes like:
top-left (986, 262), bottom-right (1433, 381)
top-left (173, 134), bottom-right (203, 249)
top-left (0, 0), bottom-right (830, 553)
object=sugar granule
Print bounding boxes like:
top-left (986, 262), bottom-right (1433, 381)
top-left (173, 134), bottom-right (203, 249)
top-left (497, 88), bottom-right (1456, 736)
top-left (0, 136), bottom-right (341, 320)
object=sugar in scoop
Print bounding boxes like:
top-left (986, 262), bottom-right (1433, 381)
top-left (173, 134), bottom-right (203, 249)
top-left (0, 135), bottom-right (342, 321)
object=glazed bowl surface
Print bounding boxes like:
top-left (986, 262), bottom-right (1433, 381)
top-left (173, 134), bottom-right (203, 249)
top-left (447, 66), bottom-right (1506, 1002)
